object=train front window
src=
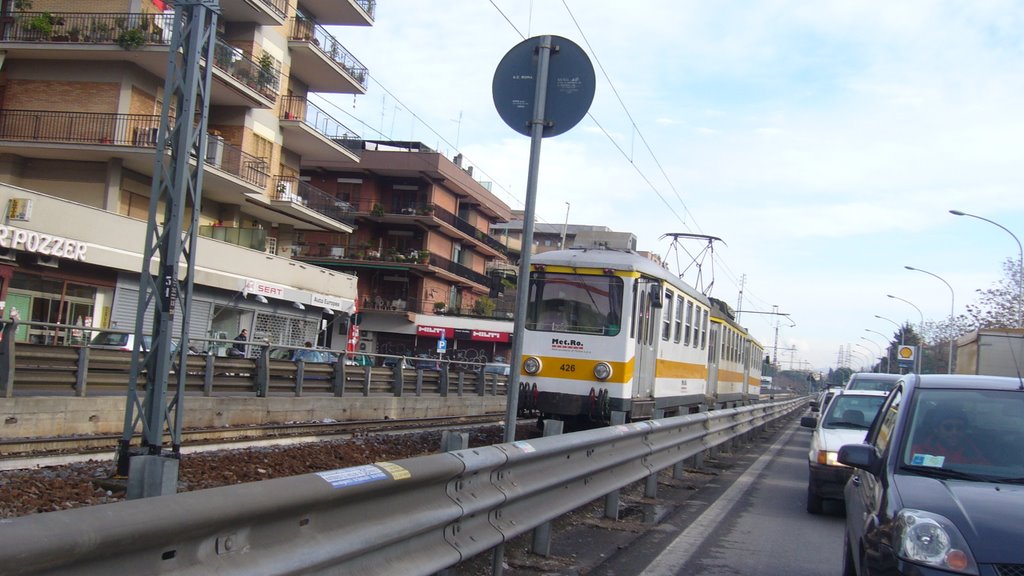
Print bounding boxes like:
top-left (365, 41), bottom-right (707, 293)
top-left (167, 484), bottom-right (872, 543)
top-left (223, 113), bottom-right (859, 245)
top-left (527, 273), bottom-right (623, 336)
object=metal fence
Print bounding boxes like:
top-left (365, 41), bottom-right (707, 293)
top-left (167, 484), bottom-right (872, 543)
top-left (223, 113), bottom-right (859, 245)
top-left (0, 398), bottom-right (804, 575)
top-left (0, 322), bottom-right (506, 399)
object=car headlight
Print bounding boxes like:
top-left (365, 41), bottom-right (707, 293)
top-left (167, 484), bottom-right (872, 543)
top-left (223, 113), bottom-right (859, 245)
top-left (523, 357), bottom-right (542, 375)
top-left (813, 449), bottom-right (841, 466)
top-left (894, 509), bottom-right (978, 575)
top-left (593, 362), bottom-right (612, 381)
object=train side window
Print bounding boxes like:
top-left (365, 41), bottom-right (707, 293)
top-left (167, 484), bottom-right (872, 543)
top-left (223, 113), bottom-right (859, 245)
top-left (701, 309), bottom-right (709, 349)
top-left (673, 295), bottom-right (683, 343)
top-left (684, 300), bottom-right (693, 346)
top-left (662, 289), bottom-right (673, 341)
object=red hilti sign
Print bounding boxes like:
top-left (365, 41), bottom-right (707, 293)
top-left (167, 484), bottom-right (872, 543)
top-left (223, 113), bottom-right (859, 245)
top-left (417, 325), bottom-right (509, 342)
top-left (417, 325), bottom-right (454, 338)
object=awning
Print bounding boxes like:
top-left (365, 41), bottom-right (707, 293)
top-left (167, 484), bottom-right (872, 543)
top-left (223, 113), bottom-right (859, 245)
top-left (243, 279), bottom-right (355, 314)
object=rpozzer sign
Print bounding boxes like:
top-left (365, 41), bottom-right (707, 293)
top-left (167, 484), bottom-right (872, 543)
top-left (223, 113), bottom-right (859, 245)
top-left (0, 225), bottom-right (87, 261)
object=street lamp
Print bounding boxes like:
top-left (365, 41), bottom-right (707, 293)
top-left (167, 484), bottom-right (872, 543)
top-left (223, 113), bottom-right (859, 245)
top-left (856, 341), bottom-right (880, 372)
top-left (849, 349), bottom-right (872, 371)
top-left (888, 294), bottom-right (924, 373)
top-left (861, 334), bottom-right (887, 372)
top-left (559, 202), bottom-right (570, 249)
top-left (905, 265), bottom-right (955, 374)
top-left (950, 209), bottom-right (1023, 328)
top-left (874, 315), bottom-right (905, 346)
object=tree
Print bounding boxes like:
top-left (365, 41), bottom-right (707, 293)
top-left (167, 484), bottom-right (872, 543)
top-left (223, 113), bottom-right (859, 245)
top-left (828, 366), bottom-right (853, 386)
top-left (965, 256), bottom-right (1022, 329)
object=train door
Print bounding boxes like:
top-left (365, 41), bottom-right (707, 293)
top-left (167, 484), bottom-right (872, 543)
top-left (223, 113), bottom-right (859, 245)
top-left (632, 278), bottom-right (659, 401)
top-left (707, 321), bottom-right (721, 401)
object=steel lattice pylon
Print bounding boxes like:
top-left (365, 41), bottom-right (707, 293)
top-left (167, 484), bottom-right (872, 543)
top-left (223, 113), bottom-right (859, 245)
top-left (115, 1), bottom-right (220, 494)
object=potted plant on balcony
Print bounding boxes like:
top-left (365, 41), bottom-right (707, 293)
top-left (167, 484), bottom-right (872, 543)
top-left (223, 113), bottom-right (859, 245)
top-left (25, 12), bottom-right (55, 40)
top-left (418, 203), bottom-right (435, 216)
top-left (472, 296), bottom-right (497, 317)
top-left (433, 301), bottom-right (447, 314)
top-left (418, 250), bottom-right (431, 264)
top-left (257, 53), bottom-right (276, 93)
top-left (116, 26), bottom-right (146, 50)
top-left (371, 203), bottom-right (385, 217)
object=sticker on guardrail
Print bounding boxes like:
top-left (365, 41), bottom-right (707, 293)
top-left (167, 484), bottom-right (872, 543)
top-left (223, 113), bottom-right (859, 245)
top-left (376, 461), bottom-right (411, 480)
top-left (512, 441), bottom-right (535, 453)
top-left (316, 462), bottom-right (410, 488)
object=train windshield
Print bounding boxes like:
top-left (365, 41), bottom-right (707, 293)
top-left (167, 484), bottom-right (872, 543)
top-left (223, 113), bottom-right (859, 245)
top-left (526, 273), bottom-right (623, 336)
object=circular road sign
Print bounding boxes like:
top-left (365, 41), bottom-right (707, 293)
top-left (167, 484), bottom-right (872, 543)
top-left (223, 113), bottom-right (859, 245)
top-left (492, 35), bottom-right (595, 138)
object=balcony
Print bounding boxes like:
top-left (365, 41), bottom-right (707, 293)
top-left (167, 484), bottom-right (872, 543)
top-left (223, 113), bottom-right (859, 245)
top-left (269, 176), bottom-right (356, 232)
top-left (297, 244), bottom-right (490, 289)
top-left (346, 198), bottom-right (509, 258)
top-left (219, 0), bottom-right (288, 26)
top-left (298, 0), bottom-right (375, 26)
top-left (212, 39), bottom-right (280, 107)
top-left (430, 204), bottom-right (511, 257)
top-left (198, 226), bottom-right (268, 251)
top-left (279, 95), bottom-right (360, 164)
top-left (0, 12), bottom-right (280, 109)
top-left (288, 17), bottom-right (368, 93)
top-left (0, 108), bottom-right (268, 201)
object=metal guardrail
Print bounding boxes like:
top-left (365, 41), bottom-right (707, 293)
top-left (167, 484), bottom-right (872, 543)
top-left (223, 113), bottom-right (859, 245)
top-left (0, 398), bottom-right (804, 575)
top-left (0, 322), bottom-right (506, 399)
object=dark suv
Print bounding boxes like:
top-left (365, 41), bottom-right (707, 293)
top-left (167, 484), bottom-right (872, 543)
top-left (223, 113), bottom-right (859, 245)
top-left (839, 374), bottom-right (1024, 575)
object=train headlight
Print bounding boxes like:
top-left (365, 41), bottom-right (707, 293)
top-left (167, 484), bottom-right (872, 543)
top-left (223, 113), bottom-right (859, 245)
top-left (593, 362), bottom-right (612, 381)
top-left (523, 357), bottom-right (542, 375)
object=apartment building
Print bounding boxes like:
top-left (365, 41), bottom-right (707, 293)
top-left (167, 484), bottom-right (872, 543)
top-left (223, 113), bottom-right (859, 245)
top-left (0, 0), bottom-right (371, 352)
top-left (295, 140), bottom-right (516, 364)
top-left (490, 211), bottom-right (613, 257)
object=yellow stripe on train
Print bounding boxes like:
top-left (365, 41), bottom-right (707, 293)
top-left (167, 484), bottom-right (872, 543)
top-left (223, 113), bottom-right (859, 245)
top-left (524, 356), bottom-right (636, 384)
top-left (522, 355), bottom-right (708, 384)
top-left (655, 358), bottom-right (709, 379)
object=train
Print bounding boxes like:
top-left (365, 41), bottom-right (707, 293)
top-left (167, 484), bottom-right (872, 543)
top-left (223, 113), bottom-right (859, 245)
top-left (516, 233), bottom-right (765, 426)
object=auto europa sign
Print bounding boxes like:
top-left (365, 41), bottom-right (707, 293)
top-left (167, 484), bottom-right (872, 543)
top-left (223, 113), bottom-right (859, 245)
top-left (417, 325), bottom-right (510, 342)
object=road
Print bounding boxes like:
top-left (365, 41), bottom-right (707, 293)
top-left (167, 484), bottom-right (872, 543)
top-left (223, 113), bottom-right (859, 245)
top-left (590, 418), bottom-right (846, 576)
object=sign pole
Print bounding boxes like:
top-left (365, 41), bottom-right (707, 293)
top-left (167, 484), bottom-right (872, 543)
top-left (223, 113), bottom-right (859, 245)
top-left (503, 35), bottom-right (553, 443)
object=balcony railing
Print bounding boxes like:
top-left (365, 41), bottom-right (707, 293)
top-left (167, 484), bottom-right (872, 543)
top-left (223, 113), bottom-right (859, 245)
top-left (279, 95), bottom-right (359, 140)
top-left (295, 242), bottom-right (489, 287)
top-left (198, 226), bottom-right (267, 251)
top-left (431, 204), bottom-right (510, 255)
top-left (357, 0), bottom-right (377, 19)
top-left (288, 17), bottom-right (368, 89)
top-left (0, 109), bottom-right (269, 188)
top-left (213, 39), bottom-right (280, 100)
top-left (273, 177), bottom-right (356, 226)
top-left (428, 252), bottom-right (492, 287)
top-left (1, 13), bottom-right (282, 102)
top-left (251, 0), bottom-right (289, 20)
top-left (362, 295), bottom-right (514, 320)
top-left (1, 11), bottom-right (176, 45)
top-left (339, 197), bottom-right (508, 256)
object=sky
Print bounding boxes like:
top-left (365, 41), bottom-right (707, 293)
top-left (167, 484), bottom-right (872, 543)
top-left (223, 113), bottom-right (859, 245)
top-left (313, 1), bottom-right (1024, 373)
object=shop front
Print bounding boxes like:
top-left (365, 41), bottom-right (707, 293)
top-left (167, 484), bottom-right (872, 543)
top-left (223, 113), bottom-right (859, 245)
top-left (0, 223), bottom-right (117, 345)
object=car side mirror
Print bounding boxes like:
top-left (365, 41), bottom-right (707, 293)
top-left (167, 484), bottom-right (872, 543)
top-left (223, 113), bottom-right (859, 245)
top-left (837, 443), bottom-right (881, 475)
top-left (800, 416), bottom-right (818, 428)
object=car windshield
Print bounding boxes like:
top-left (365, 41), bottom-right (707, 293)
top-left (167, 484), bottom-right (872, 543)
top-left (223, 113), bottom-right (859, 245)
top-left (900, 388), bottom-right (1024, 481)
top-left (823, 395), bottom-right (887, 429)
top-left (848, 378), bottom-right (898, 392)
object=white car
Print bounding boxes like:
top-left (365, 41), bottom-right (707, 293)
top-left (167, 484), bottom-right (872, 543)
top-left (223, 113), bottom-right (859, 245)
top-left (800, 389), bottom-right (889, 513)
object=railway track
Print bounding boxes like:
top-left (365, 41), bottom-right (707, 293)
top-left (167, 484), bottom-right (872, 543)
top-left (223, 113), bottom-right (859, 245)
top-left (0, 413), bottom-right (510, 471)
